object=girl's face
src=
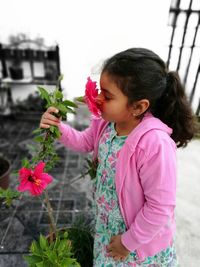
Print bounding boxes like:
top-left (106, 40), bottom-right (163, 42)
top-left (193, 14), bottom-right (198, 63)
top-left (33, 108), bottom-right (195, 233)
top-left (98, 72), bottom-right (133, 123)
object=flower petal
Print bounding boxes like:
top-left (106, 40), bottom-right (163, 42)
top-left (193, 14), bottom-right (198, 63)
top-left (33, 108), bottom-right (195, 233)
top-left (84, 76), bottom-right (101, 117)
top-left (41, 173), bottom-right (53, 186)
top-left (18, 180), bottom-right (33, 192)
top-left (34, 162), bottom-right (45, 178)
top-left (30, 184), bottom-right (44, 196)
top-left (19, 167), bottom-right (31, 181)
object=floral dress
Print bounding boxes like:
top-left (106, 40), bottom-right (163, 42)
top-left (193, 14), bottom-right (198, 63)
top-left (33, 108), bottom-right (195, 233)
top-left (93, 123), bottom-right (179, 267)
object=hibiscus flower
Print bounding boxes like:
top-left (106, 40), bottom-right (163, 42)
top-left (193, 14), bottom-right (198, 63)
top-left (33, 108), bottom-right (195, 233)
top-left (84, 77), bottom-right (103, 117)
top-left (18, 162), bottom-right (53, 196)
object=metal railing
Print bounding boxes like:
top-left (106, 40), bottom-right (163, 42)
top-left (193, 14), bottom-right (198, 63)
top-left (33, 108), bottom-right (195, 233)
top-left (167, 0), bottom-right (200, 115)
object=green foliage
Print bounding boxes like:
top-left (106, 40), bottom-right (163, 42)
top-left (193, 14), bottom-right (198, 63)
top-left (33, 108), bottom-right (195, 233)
top-left (21, 76), bottom-right (78, 172)
top-left (37, 76), bottom-right (78, 121)
top-left (0, 188), bottom-right (21, 207)
top-left (24, 232), bottom-right (81, 267)
top-left (84, 158), bottom-right (98, 180)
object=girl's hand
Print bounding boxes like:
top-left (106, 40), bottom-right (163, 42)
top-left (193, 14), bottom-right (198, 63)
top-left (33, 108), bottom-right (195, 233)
top-left (40, 107), bottom-right (60, 129)
top-left (107, 235), bottom-right (130, 261)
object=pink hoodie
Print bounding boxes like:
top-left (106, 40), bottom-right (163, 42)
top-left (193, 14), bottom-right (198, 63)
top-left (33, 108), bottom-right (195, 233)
top-left (58, 112), bottom-right (177, 260)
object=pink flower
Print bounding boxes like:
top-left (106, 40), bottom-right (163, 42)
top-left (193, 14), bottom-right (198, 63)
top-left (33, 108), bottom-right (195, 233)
top-left (84, 77), bottom-right (103, 117)
top-left (18, 162), bottom-right (53, 196)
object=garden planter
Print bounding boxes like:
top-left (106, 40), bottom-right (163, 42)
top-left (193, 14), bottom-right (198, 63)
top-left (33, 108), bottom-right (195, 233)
top-left (46, 225), bottom-right (94, 267)
top-left (0, 157), bottom-right (11, 189)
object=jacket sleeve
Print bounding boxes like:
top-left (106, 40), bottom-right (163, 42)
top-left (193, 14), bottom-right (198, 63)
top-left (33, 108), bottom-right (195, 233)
top-left (121, 139), bottom-right (177, 252)
top-left (58, 120), bottom-right (95, 153)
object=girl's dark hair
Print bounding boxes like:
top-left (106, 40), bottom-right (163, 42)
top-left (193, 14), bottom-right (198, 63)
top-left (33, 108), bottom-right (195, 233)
top-left (102, 48), bottom-right (196, 147)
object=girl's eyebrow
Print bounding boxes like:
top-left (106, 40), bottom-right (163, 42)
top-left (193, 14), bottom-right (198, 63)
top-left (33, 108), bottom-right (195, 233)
top-left (101, 88), bottom-right (115, 96)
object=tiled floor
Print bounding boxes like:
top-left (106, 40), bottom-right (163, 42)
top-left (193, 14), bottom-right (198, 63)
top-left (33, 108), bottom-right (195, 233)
top-left (0, 114), bottom-right (92, 267)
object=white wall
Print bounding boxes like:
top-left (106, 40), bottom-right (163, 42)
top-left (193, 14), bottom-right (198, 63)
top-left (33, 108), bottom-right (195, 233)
top-left (0, 0), bottom-right (171, 100)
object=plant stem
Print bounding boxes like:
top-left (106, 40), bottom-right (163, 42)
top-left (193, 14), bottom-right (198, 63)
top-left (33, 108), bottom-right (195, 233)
top-left (44, 190), bottom-right (56, 243)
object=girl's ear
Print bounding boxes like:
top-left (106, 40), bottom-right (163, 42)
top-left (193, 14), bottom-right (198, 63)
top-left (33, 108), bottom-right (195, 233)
top-left (132, 99), bottom-right (150, 116)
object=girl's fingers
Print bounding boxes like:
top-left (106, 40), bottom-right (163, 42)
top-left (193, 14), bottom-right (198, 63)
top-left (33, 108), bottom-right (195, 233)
top-left (40, 123), bottom-right (50, 129)
top-left (47, 106), bottom-right (59, 114)
top-left (40, 107), bottom-right (60, 128)
top-left (43, 113), bottom-right (60, 122)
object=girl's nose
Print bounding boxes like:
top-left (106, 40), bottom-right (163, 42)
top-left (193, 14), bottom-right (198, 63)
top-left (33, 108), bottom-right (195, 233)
top-left (95, 93), bottom-right (105, 105)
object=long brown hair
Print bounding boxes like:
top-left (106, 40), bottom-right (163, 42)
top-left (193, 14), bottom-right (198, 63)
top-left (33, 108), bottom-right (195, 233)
top-left (102, 48), bottom-right (196, 147)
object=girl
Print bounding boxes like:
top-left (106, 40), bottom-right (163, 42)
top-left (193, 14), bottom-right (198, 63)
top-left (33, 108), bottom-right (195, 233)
top-left (40, 48), bottom-right (196, 266)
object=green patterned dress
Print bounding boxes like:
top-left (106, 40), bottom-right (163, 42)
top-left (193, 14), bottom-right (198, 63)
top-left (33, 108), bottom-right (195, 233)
top-left (93, 123), bottom-right (179, 267)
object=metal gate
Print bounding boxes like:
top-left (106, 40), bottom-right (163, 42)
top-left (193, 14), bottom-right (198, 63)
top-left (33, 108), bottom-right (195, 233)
top-left (167, 0), bottom-right (200, 115)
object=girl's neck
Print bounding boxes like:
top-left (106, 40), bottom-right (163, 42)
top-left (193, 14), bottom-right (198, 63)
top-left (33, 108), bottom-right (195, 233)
top-left (114, 119), bottom-right (141, 136)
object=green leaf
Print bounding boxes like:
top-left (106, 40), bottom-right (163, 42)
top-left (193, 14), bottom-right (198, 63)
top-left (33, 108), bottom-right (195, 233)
top-left (58, 74), bottom-right (64, 83)
top-left (38, 86), bottom-right (51, 105)
top-left (54, 89), bottom-right (63, 100)
top-left (22, 158), bottom-right (31, 168)
top-left (39, 234), bottom-right (48, 250)
top-left (34, 136), bottom-right (44, 143)
top-left (55, 103), bottom-right (68, 113)
top-left (32, 128), bottom-right (43, 135)
top-left (62, 100), bottom-right (78, 108)
top-left (23, 255), bottom-right (42, 266)
top-left (29, 241), bottom-right (43, 257)
top-left (74, 96), bottom-right (85, 103)
top-left (66, 107), bottom-right (76, 114)
top-left (54, 127), bottom-right (61, 139)
top-left (36, 262), bottom-right (45, 267)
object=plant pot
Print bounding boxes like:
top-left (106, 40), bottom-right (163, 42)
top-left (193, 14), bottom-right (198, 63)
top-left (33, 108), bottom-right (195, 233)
top-left (9, 66), bottom-right (23, 80)
top-left (0, 157), bottom-right (11, 189)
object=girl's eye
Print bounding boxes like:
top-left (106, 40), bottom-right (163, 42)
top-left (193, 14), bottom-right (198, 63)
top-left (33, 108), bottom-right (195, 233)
top-left (105, 95), bottom-right (111, 100)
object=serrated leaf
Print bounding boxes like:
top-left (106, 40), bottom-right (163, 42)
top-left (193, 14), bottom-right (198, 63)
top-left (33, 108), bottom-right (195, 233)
top-left (30, 241), bottom-right (43, 257)
top-left (38, 86), bottom-right (51, 105)
top-left (39, 234), bottom-right (48, 250)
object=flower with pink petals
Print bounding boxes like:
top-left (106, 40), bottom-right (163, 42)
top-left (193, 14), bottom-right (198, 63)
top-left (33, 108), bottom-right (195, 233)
top-left (18, 162), bottom-right (53, 196)
top-left (84, 77), bottom-right (103, 117)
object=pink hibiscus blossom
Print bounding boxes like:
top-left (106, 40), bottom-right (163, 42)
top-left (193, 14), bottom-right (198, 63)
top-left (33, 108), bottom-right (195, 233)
top-left (84, 77), bottom-right (103, 117)
top-left (18, 162), bottom-right (53, 196)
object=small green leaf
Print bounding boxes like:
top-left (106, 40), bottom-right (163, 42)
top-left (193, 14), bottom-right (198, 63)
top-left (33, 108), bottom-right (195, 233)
top-left (74, 96), bottom-right (85, 103)
top-left (36, 261), bottom-right (45, 267)
top-left (66, 107), bottom-right (76, 114)
top-left (22, 158), bottom-right (31, 168)
top-left (32, 128), bottom-right (43, 135)
top-left (58, 74), bottom-right (64, 83)
top-left (54, 89), bottom-right (63, 100)
top-left (34, 136), bottom-right (44, 143)
top-left (55, 103), bottom-right (68, 113)
top-left (63, 100), bottom-right (78, 108)
top-left (23, 255), bottom-right (42, 265)
top-left (39, 234), bottom-right (48, 250)
top-left (38, 86), bottom-right (51, 105)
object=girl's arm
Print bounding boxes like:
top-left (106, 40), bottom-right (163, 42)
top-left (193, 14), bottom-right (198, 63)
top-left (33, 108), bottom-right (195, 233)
top-left (58, 121), bottom-right (95, 153)
top-left (121, 139), bottom-right (177, 252)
